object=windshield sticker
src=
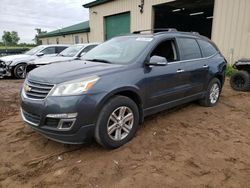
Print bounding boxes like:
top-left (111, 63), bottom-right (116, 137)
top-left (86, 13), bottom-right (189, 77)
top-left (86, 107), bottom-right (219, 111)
top-left (136, 38), bottom-right (153, 42)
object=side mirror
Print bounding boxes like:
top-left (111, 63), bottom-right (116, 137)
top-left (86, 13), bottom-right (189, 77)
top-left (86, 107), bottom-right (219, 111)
top-left (147, 55), bottom-right (168, 66)
top-left (36, 52), bottom-right (44, 57)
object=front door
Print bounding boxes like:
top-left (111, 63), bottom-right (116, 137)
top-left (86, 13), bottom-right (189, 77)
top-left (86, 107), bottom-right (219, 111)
top-left (144, 39), bottom-right (186, 113)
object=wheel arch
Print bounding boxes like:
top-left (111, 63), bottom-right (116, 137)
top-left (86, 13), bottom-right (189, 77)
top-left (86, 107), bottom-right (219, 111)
top-left (214, 73), bottom-right (224, 86)
top-left (96, 87), bottom-right (144, 124)
top-left (11, 61), bottom-right (27, 67)
top-left (11, 62), bottom-right (27, 72)
top-left (235, 64), bottom-right (250, 73)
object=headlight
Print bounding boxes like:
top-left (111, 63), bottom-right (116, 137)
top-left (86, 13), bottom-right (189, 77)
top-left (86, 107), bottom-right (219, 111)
top-left (6, 61), bottom-right (12, 65)
top-left (50, 76), bottom-right (100, 96)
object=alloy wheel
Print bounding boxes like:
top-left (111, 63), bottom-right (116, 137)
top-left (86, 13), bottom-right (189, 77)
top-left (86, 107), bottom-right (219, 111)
top-left (16, 65), bottom-right (26, 78)
top-left (209, 83), bottom-right (220, 104)
top-left (107, 106), bottom-right (134, 141)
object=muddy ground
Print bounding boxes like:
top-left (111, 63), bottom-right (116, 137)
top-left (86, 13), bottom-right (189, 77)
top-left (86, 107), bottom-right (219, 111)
top-left (0, 79), bottom-right (249, 188)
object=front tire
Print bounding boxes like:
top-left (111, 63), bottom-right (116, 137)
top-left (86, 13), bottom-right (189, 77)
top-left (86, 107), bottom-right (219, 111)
top-left (13, 63), bottom-right (26, 79)
top-left (95, 96), bottom-right (139, 149)
top-left (230, 71), bottom-right (250, 91)
top-left (199, 78), bottom-right (221, 107)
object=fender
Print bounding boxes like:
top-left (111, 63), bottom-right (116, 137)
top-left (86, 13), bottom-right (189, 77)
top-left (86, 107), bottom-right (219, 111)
top-left (95, 85), bottom-right (144, 122)
top-left (9, 61), bottom-right (27, 67)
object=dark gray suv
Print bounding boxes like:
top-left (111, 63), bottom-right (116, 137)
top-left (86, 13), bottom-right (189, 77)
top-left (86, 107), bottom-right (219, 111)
top-left (20, 30), bottom-right (227, 148)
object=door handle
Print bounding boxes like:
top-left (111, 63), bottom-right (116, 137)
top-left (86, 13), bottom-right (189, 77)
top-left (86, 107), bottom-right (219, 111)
top-left (177, 69), bottom-right (184, 73)
top-left (203, 64), bottom-right (209, 68)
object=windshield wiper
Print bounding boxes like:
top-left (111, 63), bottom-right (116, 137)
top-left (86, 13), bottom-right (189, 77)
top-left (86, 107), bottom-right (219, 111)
top-left (86, 59), bottom-right (112, 64)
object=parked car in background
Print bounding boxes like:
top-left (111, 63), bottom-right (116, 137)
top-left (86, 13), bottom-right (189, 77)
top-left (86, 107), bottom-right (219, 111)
top-left (0, 61), bottom-right (6, 79)
top-left (0, 44), bottom-right (70, 79)
top-left (26, 43), bottom-right (99, 74)
top-left (230, 58), bottom-right (250, 91)
top-left (20, 30), bottom-right (227, 148)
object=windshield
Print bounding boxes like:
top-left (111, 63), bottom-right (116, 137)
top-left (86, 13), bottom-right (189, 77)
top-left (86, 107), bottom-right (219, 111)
top-left (59, 45), bottom-right (85, 57)
top-left (83, 37), bottom-right (152, 64)
top-left (25, 46), bottom-right (45, 55)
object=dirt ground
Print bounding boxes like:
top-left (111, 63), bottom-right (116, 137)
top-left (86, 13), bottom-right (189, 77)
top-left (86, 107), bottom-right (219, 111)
top-left (0, 79), bottom-right (249, 188)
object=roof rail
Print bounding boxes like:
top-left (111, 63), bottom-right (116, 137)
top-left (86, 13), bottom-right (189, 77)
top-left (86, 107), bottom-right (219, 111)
top-left (191, 31), bottom-right (200, 35)
top-left (133, 28), bottom-right (177, 34)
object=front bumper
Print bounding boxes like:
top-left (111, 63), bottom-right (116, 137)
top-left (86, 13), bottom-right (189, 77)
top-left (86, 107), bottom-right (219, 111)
top-left (21, 109), bottom-right (95, 144)
top-left (20, 90), bottom-right (106, 144)
top-left (0, 68), bottom-right (6, 78)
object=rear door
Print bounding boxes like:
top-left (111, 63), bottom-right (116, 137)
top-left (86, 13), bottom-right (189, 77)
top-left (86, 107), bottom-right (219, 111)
top-left (176, 37), bottom-right (209, 97)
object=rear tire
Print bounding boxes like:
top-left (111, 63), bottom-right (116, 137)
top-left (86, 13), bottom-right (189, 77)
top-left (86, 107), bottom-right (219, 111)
top-left (95, 96), bottom-right (139, 149)
top-left (199, 78), bottom-right (221, 107)
top-left (13, 63), bottom-right (26, 79)
top-left (230, 71), bottom-right (250, 91)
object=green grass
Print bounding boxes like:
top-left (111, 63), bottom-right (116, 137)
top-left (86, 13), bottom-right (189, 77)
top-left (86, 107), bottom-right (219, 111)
top-left (0, 46), bottom-right (32, 49)
top-left (225, 66), bottom-right (237, 77)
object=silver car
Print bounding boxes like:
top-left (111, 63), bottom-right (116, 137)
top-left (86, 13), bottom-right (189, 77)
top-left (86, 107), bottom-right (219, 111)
top-left (0, 45), bottom-right (70, 79)
top-left (26, 43), bottom-right (99, 74)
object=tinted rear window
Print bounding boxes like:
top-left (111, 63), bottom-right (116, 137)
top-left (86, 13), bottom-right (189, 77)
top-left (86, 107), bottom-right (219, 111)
top-left (178, 38), bottom-right (202, 60)
top-left (197, 39), bottom-right (218, 57)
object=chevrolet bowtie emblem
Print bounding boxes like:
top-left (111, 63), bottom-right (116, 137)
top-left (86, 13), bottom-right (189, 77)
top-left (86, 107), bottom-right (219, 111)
top-left (24, 84), bottom-right (32, 92)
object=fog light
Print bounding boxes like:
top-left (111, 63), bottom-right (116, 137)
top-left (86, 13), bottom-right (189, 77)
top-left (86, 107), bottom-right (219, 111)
top-left (47, 113), bottom-right (78, 119)
top-left (58, 119), bottom-right (76, 130)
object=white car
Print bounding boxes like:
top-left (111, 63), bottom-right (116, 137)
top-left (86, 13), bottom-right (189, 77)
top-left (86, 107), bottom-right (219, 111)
top-left (0, 45), bottom-right (70, 79)
top-left (26, 43), bottom-right (99, 74)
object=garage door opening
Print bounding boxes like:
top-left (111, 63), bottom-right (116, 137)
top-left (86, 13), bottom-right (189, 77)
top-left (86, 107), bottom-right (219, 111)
top-left (105, 12), bottom-right (130, 40)
top-left (154, 0), bottom-right (214, 38)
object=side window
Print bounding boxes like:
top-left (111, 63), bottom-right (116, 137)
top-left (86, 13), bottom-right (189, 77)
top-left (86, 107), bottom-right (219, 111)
top-left (81, 45), bottom-right (97, 54)
top-left (178, 38), bottom-right (202, 60)
top-left (41, 47), bottom-right (56, 54)
top-left (150, 39), bottom-right (178, 62)
top-left (197, 39), bottom-right (218, 57)
top-left (56, 46), bottom-right (68, 53)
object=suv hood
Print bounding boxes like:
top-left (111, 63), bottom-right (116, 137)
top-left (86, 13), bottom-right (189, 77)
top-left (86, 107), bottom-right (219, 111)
top-left (0, 54), bottom-right (31, 65)
top-left (32, 56), bottom-right (75, 65)
top-left (28, 60), bottom-right (123, 84)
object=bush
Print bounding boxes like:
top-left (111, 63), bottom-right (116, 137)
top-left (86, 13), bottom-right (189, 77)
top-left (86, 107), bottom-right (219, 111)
top-left (225, 66), bottom-right (236, 77)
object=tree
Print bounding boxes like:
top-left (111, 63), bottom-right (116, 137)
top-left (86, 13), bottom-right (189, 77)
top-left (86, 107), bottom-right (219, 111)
top-left (2, 31), bottom-right (20, 45)
top-left (10, 31), bottom-right (20, 45)
top-left (33, 28), bottom-right (47, 45)
top-left (2, 31), bottom-right (12, 45)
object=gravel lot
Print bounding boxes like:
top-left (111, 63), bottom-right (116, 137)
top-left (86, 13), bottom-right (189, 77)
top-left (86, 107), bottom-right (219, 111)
top-left (0, 78), bottom-right (250, 188)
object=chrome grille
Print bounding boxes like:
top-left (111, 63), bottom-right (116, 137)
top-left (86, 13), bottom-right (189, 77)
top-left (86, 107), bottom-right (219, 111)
top-left (25, 80), bottom-right (54, 100)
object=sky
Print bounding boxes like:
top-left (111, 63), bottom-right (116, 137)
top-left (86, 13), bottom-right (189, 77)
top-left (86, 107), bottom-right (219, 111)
top-left (0, 0), bottom-right (95, 43)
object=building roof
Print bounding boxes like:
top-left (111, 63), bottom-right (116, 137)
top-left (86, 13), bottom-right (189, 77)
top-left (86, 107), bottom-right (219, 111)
top-left (38, 21), bottom-right (90, 38)
top-left (83, 0), bottom-right (113, 8)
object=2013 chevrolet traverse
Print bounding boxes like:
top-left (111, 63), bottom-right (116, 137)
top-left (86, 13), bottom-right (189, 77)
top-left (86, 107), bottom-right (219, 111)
top-left (20, 30), bottom-right (227, 148)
